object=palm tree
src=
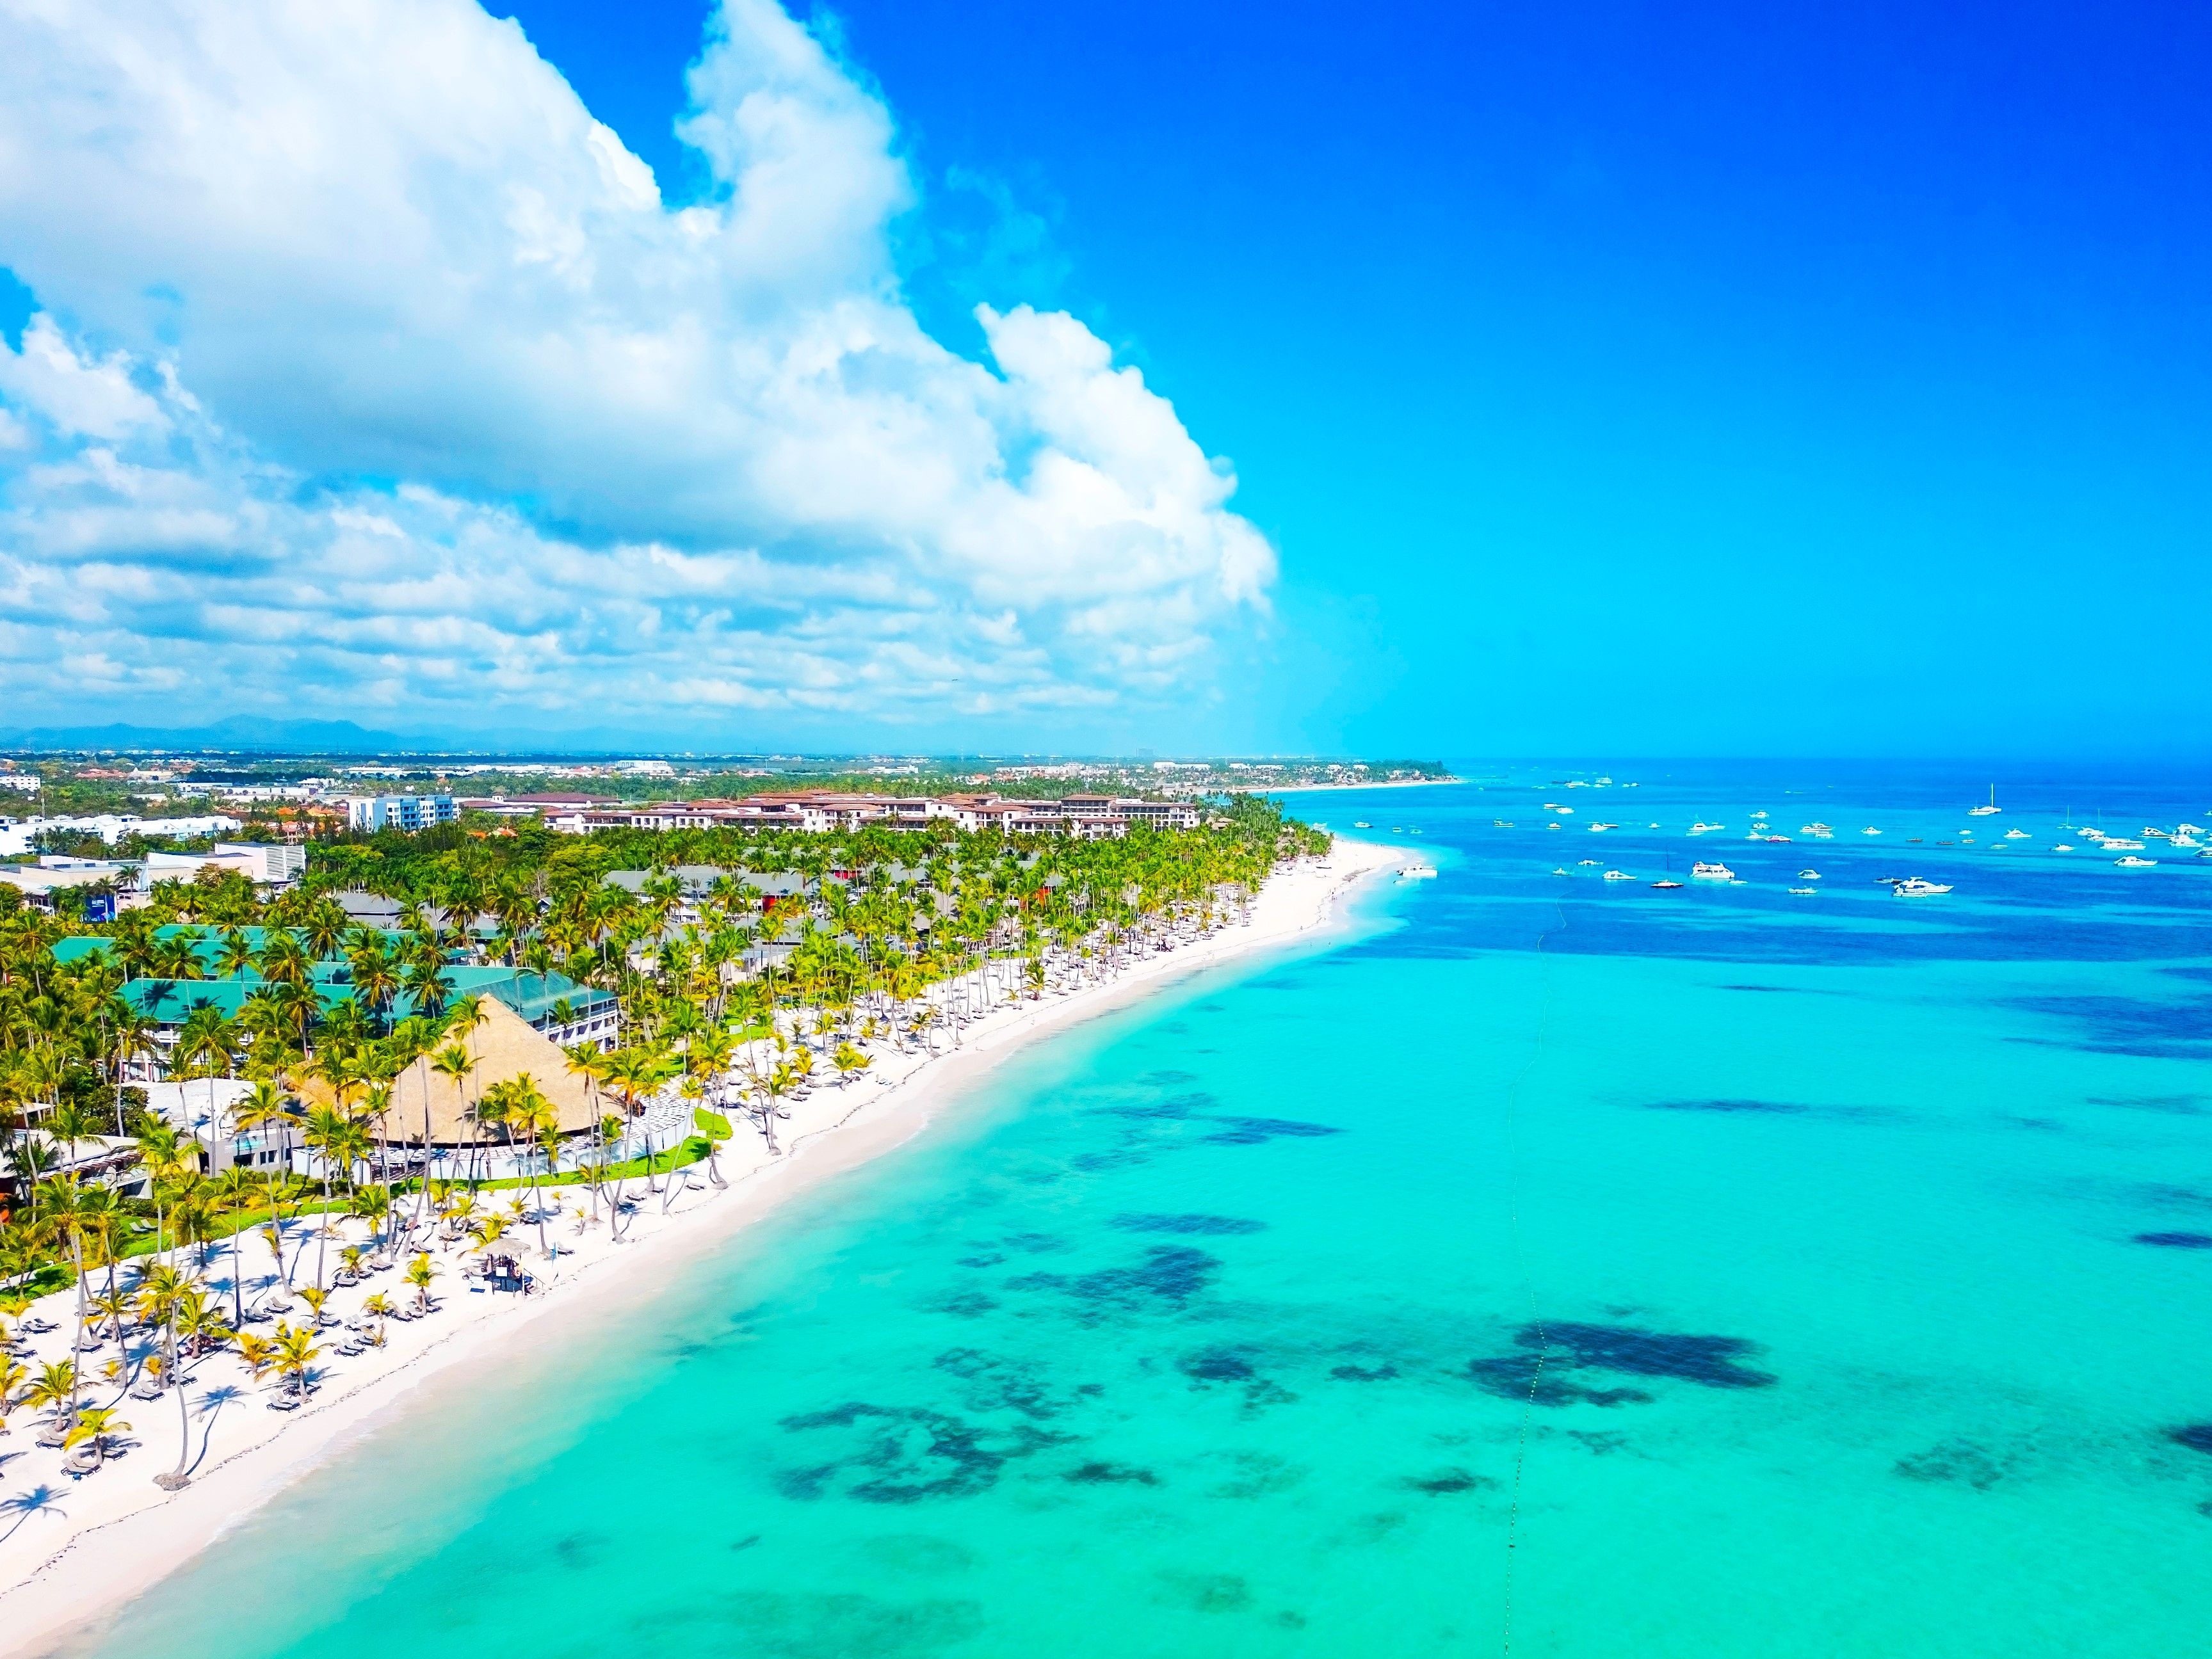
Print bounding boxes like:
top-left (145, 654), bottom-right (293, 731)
top-left (298, 1104), bottom-right (366, 1292)
top-left (271, 1320), bottom-right (319, 1402)
top-left (831, 1041), bottom-right (871, 1087)
top-left (214, 928), bottom-right (256, 981)
top-left (209, 1166), bottom-right (261, 1326)
top-left (405, 1251), bottom-right (438, 1315)
top-left (563, 1043), bottom-right (610, 1225)
top-left (21, 1361), bottom-right (77, 1444)
top-left (29, 1180), bottom-right (101, 1420)
top-left (133, 1260), bottom-right (198, 1489)
top-left (231, 1080), bottom-right (294, 1230)
top-left (108, 1006), bottom-right (157, 1134)
top-left (63, 1404), bottom-right (128, 1472)
top-left (171, 1003), bottom-right (237, 1140)
top-left (505, 1077), bottom-right (556, 1254)
top-left (429, 1045), bottom-right (476, 1180)
top-left (300, 901), bottom-right (351, 965)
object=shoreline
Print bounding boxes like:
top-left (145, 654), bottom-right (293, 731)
top-left (1263, 776), bottom-right (1458, 794)
top-left (1, 838), bottom-right (1400, 1659)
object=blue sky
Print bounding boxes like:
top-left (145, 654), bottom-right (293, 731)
top-left (2, 1), bottom-right (2208, 758)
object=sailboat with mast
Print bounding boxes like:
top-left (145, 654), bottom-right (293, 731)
top-left (1967, 784), bottom-right (2001, 817)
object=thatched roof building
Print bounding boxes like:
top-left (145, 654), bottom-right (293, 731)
top-left (301, 1000), bottom-right (601, 1146)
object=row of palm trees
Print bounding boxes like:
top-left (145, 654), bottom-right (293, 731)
top-left (0, 803), bottom-right (1324, 1485)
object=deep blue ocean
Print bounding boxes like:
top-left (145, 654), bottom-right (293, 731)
top-left (68, 765), bottom-right (2212, 1657)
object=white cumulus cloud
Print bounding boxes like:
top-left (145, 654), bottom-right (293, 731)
top-left (0, 0), bottom-right (1273, 737)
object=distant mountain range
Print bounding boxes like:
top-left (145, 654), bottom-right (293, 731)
top-left (0, 717), bottom-right (413, 754)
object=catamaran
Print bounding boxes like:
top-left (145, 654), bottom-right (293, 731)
top-left (1968, 785), bottom-right (2001, 816)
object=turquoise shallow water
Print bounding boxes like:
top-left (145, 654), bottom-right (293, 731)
top-left (65, 768), bottom-right (2212, 1656)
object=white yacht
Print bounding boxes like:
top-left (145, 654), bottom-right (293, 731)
top-left (1893, 878), bottom-right (1953, 897)
top-left (1353, 821), bottom-right (1370, 828)
top-left (1797, 869), bottom-right (1821, 879)
top-left (1800, 822), bottom-right (1834, 838)
top-left (2102, 838), bottom-right (2145, 851)
top-left (1602, 869), bottom-right (1635, 881)
top-left (1689, 821), bottom-right (1723, 835)
top-left (1578, 858), bottom-right (1601, 867)
top-left (1492, 819), bottom-right (1514, 828)
top-left (1397, 863), bottom-right (1438, 881)
top-left (1690, 861), bottom-right (1736, 881)
top-left (2114, 855), bottom-right (2158, 869)
top-left (1588, 821), bottom-right (1619, 831)
top-left (1544, 803), bottom-right (1575, 814)
top-left (2053, 844), bottom-right (2074, 851)
top-left (1861, 826), bottom-right (1882, 836)
top-left (2004, 828), bottom-right (2030, 839)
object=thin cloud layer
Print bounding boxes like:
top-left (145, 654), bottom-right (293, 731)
top-left (0, 0), bottom-right (1273, 735)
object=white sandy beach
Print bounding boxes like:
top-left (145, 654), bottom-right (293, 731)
top-left (0, 838), bottom-right (1398, 1659)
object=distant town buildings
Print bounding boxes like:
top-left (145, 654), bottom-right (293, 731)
top-left (0, 812), bottom-right (243, 856)
top-left (345, 792), bottom-right (458, 832)
top-left (448, 791), bottom-right (1206, 838)
top-left (0, 841), bottom-right (308, 908)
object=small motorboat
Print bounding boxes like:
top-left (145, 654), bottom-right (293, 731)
top-left (2053, 844), bottom-right (2074, 851)
top-left (1861, 826), bottom-right (1882, 836)
top-left (1797, 869), bottom-right (1821, 879)
top-left (1800, 822), bottom-right (1834, 838)
top-left (1602, 869), bottom-right (1635, 881)
top-left (1789, 886), bottom-right (1818, 896)
top-left (2004, 828), bottom-right (2030, 840)
top-left (1492, 819), bottom-right (1514, 828)
top-left (1689, 821), bottom-right (1723, 835)
top-left (1578, 858), bottom-right (1601, 867)
top-left (2114, 856), bottom-right (2158, 869)
top-left (1353, 821), bottom-right (1371, 828)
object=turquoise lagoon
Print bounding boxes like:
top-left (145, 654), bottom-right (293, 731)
top-left (70, 769), bottom-right (2212, 1656)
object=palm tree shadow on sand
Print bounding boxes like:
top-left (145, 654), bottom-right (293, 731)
top-left (189, 1386), bottom-right (247, 1478)
top-left (0, 1485), bottom-right (67, 1545)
